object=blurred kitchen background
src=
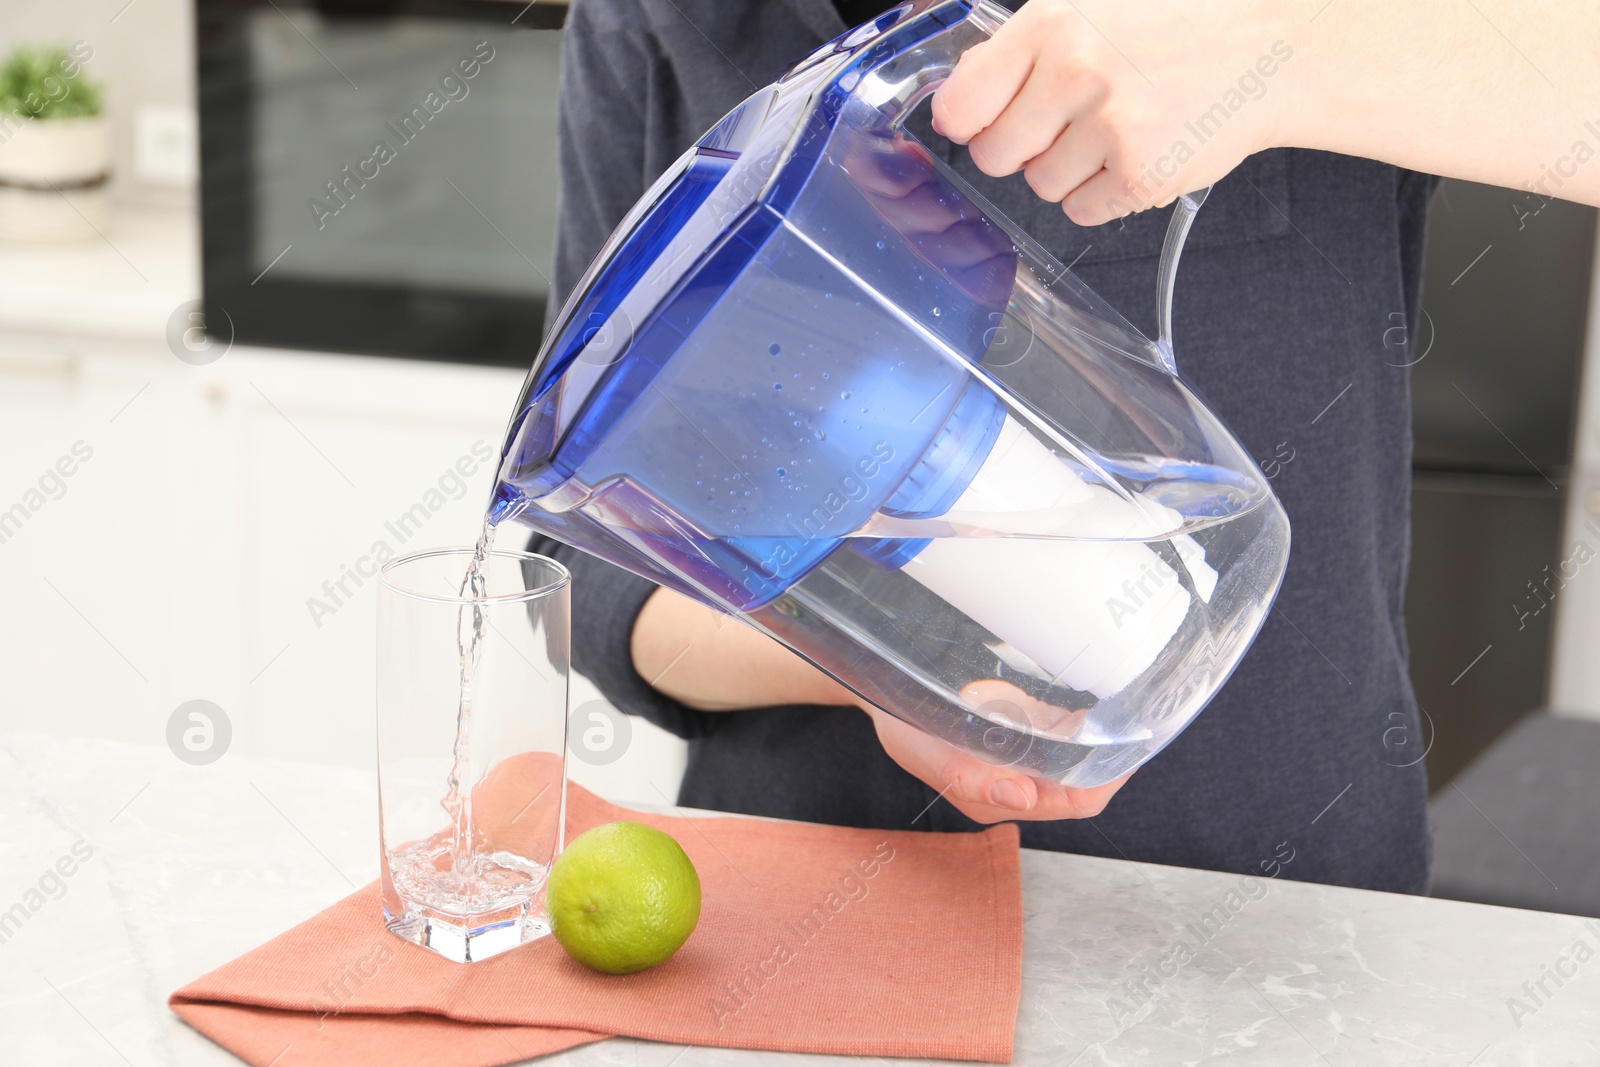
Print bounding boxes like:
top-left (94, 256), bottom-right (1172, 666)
top-left (2, 0), bottom-right (1597, 911)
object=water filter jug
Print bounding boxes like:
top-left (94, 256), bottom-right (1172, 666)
top-left (489, 0), bottom-right (1291, 787)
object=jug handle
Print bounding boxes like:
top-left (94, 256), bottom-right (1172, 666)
top-left (851, 1), bottom-right (1011, 134)
top-left (848, 0), bottom-right (1210, 376)
top-left (1153, 184), bottom-right (1211, 376)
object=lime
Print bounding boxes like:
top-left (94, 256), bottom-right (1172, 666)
top-left (546, 820), bottom-right (701, 974)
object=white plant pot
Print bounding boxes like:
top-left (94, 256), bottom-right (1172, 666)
top-left (0, 114), bottom-right (111, 243)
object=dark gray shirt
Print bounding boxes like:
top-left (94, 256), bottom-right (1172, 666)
top-left (533, 0), bottom-right (1436, 893)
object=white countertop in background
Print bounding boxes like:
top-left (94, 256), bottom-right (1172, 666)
top-left (4, 731), bottom-right (1598, 1066)
top-left (0, 204), bottom-right (198, 343)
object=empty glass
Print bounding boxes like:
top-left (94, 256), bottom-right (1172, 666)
top-left (377, 547), bottom-right (570, 963)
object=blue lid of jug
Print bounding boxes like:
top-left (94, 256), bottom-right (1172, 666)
top-left (498, 1), bottom-right (1021, 511)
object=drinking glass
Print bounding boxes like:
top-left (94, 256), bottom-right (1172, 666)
top-left (377, 547), bottom-right (570, 963)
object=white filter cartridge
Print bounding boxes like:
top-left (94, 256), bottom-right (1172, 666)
top-left (901, 416), bottom-right (1216, 698)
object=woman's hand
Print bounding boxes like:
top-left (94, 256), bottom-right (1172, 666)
top-left (930, 0), bottom-right (1292, 226)
top-left (633, 586), bottom-right (1130, 822)
top-left (930, 0), bottom-right (1600, 218)
top-left (861, 698), bottom-right (1129, 824)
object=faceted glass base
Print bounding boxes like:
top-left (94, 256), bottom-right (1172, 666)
top-left (383, 901), bottom-right (551, 963)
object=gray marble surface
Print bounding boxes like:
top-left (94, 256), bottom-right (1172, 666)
top-left (4, 732), bottom-right (1598, 1066)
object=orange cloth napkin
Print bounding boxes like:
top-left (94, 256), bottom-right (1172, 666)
top-left (170, 784), bottom-right (1023, 1065)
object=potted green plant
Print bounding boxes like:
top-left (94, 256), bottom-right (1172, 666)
top-left (0, 42), bottom-right (107, 242)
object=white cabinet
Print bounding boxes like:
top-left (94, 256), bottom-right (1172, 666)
top-left (0, 329), bottom-right (686, 803)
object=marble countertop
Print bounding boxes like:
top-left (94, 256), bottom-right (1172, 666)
top-left (4, 732), bottom-right (1596, 1065)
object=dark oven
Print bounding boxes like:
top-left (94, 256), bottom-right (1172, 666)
top-left (196, 0), bottom-right (566, 367)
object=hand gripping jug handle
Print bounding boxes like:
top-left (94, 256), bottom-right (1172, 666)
top-left (837, 0), bottom-right (1210, 373)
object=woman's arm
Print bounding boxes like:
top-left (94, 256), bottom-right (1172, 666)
top-left (930, 0), bottom-right (1600, 225)
top-left (633, 586), bottom-right (1130, 823)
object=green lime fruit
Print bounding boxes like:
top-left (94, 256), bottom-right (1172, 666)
top-left (546, 820), bottom-right (701, 974)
